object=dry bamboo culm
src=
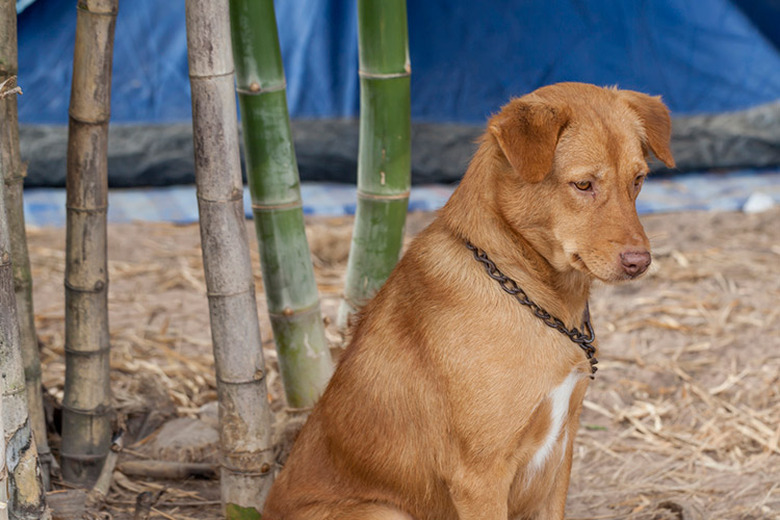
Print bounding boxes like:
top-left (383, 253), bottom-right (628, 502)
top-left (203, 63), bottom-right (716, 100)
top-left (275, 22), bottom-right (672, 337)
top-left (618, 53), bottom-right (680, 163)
top-left (0, 391), bottom-right (6, 520)
top-left (0, 0), bottom-right (53, 489)
top-left (0, 112), bottom-right (48, 520)
top-left (185, 0), bottom-right (275, 515)
top-left (61, 0), bottom-right (119, 485)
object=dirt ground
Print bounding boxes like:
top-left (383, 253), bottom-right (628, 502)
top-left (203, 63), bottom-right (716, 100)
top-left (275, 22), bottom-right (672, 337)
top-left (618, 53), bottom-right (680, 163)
top-left (27, 207), bottom-right (780, 519)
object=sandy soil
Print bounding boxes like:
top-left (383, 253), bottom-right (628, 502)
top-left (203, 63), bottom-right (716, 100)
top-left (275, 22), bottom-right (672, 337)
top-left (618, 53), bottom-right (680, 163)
top-left (26, 207), bottom-right (780, 519)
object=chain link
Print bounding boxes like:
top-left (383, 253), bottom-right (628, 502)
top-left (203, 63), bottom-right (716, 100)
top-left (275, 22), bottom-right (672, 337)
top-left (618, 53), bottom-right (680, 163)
top-left (465, 241), bottom-right (598, 378)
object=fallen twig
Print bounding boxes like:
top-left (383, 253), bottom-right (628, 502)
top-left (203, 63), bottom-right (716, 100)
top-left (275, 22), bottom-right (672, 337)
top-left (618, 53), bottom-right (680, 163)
top-left (89, 432), bottom-right (125, 506)
top-left (118, 460), bottom-right (217, 480)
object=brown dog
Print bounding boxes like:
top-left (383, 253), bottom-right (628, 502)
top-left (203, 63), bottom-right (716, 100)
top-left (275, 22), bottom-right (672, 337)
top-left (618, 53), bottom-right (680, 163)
top-left (263, 82), bottom-right (675, 520)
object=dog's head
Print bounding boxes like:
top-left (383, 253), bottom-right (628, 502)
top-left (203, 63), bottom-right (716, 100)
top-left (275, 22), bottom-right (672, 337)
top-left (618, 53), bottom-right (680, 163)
top-left (487, 82), bottom-right (675, 283)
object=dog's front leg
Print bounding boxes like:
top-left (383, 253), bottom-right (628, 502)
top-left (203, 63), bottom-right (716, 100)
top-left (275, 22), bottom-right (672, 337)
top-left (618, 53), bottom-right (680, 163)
top-left (530, 434), bottom-right (577, 520)
top-left (449, 468), bottom-right (511, 520)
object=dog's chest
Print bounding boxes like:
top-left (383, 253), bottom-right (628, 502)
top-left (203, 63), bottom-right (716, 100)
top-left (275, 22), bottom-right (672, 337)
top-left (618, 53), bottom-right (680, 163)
top-left (506, 370), bottom-right (585, 516)
top-left (511, 369), bottom-right (586, 493)
top-left (528, 370), bottom-right (580, 472)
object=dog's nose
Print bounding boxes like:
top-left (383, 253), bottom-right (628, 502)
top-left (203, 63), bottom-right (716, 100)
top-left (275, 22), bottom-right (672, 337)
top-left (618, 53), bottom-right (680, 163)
top-left (620, 251), bottom-right (651, 277)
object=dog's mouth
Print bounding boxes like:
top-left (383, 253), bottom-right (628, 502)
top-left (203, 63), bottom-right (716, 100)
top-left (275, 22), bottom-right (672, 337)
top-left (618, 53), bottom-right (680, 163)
top-left (569, 252), bottom-right (639, 283)
top-left (570, 253), bottom-right (590, 275)
top-left (570, 252), bottom-right (609, 280)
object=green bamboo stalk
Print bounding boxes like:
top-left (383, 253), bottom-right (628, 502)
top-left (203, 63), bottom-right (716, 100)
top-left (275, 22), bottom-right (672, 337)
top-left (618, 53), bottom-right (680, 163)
top-left (0, 105), bottom-right (48, 518)
top-left (229, 0), bottom-right (333, 409)
top-left (337, 0), bottom-right (412, 326)
top-left (0, 0), bottom-right (53, 489)
top-left (61, 0), bottom-right (118, 485)
top-left (185, 0), bottom-right (275, 514)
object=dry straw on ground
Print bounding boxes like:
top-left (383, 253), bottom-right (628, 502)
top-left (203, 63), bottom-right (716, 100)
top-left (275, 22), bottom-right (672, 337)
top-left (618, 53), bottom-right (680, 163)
top-left (27, 208), bottom-right (779, 519)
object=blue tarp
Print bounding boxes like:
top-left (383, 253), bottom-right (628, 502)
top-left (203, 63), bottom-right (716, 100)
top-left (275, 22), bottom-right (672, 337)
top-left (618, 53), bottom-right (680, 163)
top-left (20, 170), bottom-right (780, 227)
top-left (17, 0), bottom-right (780, 125)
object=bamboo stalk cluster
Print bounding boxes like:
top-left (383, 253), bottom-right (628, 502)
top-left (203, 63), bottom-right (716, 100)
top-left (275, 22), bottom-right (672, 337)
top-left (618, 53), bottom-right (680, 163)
top-left (0, 0), bottom-right (413, 515)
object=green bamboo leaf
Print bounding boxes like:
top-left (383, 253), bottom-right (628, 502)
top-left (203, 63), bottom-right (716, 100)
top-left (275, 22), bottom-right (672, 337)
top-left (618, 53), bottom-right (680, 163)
top-left (226, 503), bottom-right (263, 520)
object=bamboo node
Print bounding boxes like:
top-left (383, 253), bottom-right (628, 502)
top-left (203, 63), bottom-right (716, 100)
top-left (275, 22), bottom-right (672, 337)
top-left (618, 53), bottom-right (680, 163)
top-left (269, 303), bottom-right (322, 320)
top-left (61, 402), bottom-right (112, 416)
top-left (59, 451), bottom-right (109, 462)
top-left (196, 192), bottom-right (244, 204)
top-left (3, 169), bottom-right (27, 186)
top-left (2, 384), bottom-right (26, 398)
top-left (284, 406), bottom-right (314, 415)
top-left (64, 279), bottom-right (109, 293)
top-left (38, 449), bottom-right (55, 462)
top-left (220, 449), bottom-right (276, 475)
top-left (217, 375), bottom-right (266, 386)
top-left (356, 190), bottom-right (411, 201)
top-left (358, 69), bottom-right (411, 79)
top-left (236, 80), bottom-right (286, 95)
top-left (188, 70), bottom-right (235, 81)
top-left (63, 345), bottom-right (111, 357)
top-left (251, 200), bottom-right (303, 212)
top-left (205, 286), bottom-right (253, 298)
top-left (65, 204), bottom-right (109, 214)
top-left (221, 466), bottom-right (275, 478)
top-left (68, 110), bottom-right (111, 126)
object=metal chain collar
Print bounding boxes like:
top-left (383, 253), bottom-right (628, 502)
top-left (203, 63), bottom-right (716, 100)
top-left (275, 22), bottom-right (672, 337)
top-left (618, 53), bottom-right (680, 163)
top-left (465, 240), bottom-right (598, 378)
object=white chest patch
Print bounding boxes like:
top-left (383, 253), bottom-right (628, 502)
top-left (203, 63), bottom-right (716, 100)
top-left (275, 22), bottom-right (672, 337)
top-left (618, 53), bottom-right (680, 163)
top-left (529, 371), bottom-right (581, 472)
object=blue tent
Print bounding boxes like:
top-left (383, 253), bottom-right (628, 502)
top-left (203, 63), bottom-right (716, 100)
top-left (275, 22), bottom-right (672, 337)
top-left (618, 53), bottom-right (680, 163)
top-left (17, 0), bottom-right (780, 125)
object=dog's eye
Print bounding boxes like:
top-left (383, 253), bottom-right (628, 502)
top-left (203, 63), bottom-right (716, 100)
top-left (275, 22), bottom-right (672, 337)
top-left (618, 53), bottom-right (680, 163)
top-left (573, 180), bottom-right (592, 191)
top-left (634, 175), bottom-right (646, 188)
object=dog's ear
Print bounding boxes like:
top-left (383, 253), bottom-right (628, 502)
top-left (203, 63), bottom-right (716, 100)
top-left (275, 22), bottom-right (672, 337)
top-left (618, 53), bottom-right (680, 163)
top-left (619, 90), bottom-right (676, 168)
top-left (488, 100), bottom-right (570, 183)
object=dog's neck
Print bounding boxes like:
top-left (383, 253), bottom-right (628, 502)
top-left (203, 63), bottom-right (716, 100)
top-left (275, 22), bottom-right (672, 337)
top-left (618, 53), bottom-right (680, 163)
top-left (439, 136), bottom-right (591, 328)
